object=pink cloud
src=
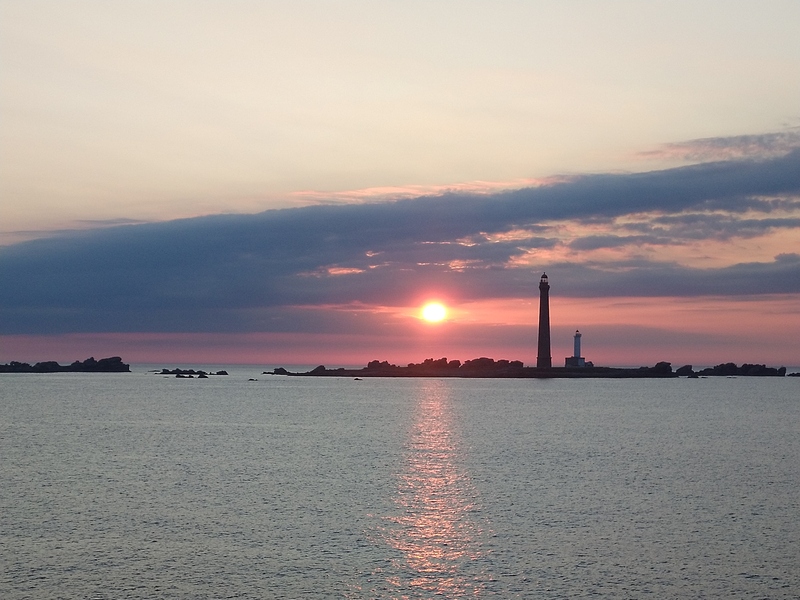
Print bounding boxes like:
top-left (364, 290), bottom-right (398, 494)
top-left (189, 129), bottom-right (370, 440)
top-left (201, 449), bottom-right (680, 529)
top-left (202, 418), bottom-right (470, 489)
top-left (290, 177), bottom-right (565, 204)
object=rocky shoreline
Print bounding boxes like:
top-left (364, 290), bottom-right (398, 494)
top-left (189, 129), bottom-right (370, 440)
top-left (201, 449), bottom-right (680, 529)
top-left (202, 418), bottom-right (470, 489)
top-left (271, 358), bottom-right (790, 379)
top-left (0, 356), bottom-right (130, 373)
top-left (1, 355), bottom-right (788, 378)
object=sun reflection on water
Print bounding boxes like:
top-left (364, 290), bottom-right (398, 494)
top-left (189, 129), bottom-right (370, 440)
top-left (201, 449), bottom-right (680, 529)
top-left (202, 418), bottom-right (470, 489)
top-left (382, 380), bottom-right (490, 597)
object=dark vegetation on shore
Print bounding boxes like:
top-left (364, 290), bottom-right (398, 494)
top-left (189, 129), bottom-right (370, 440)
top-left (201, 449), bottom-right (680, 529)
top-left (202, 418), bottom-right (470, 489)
top-left (271, 358), bottom-right (790, 378)
top-left (0, 356), bottom-right (130, 373)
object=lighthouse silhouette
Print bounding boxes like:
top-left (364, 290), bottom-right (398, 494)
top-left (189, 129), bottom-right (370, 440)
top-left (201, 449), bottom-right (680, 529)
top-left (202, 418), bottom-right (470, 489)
top-left (537, 273), bottom-right (552, 368)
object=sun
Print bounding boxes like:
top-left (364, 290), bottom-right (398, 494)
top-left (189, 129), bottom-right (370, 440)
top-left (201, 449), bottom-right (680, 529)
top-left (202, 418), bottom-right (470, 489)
top-left (421, 302), bottom-right (448, 322)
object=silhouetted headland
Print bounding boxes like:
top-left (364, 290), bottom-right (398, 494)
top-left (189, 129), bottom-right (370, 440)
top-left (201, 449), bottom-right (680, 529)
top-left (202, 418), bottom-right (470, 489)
top-left (271, 358), bottom-right (790, 378)
top-left (0, 356), bottom-right (130, 373)
top-left (273, 358), bottom-right (674, 378)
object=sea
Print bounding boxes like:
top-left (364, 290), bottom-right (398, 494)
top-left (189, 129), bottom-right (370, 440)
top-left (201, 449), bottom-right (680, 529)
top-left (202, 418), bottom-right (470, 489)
top-left (1, 366), bottom-right (798, 599)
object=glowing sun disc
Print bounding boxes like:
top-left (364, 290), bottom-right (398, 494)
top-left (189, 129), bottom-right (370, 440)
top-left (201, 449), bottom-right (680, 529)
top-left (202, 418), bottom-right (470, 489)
top-left (421, 302), bottom-right (447, 322)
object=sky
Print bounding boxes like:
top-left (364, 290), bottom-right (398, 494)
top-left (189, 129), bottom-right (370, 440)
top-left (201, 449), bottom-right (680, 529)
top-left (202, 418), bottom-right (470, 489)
top-left (2, 1), bottom-right (800, 367)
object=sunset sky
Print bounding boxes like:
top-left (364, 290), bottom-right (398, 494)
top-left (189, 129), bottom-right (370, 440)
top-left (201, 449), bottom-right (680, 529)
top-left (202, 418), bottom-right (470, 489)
top-left (2, 1), bottom-right (799, 367)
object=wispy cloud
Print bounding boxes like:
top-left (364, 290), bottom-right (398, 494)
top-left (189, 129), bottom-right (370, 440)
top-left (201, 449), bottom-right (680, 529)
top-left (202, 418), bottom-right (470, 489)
top-left (1, 218), bottom-right (151, 246)
top-left (639, 128), bottom-right (800, 163)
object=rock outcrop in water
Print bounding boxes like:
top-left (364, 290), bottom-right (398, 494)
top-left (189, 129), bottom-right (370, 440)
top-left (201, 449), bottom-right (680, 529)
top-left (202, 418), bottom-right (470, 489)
top-left (0, 356), bottom-right (130, 373)
top-left (156, 368), bottom-right (229, 377)
top-left (677, 363), bottom-right (787, 377)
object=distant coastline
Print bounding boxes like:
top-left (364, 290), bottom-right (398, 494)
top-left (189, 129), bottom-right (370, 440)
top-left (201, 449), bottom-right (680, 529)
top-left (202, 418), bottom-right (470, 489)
top-left (271, 358), bottom-right (789, 379)
top-left (0, 357), bottom-right (130, 373)
top-left (1, 356), bottom-right (791, 378)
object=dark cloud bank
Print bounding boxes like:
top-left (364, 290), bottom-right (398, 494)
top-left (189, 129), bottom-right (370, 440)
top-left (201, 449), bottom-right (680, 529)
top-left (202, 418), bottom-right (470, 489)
top-left (2, 148), bottom-right (799, 335)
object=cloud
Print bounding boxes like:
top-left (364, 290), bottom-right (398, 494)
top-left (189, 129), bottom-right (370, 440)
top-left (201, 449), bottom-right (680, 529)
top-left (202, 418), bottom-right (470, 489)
top-left (290, 177), bottom-right (561, 204)
top-left (569, 215), bottom-right (800, 248)
top-left (640, 128), bottom-right (800, 163)
top-left (549, 253), bottom-right (800, 298)
top-left (568, 234), bottom-right (674, 250)
top-left (1, 218), bottom-right (153, 245)
top-left (1, 145), bottom-right (800, 334)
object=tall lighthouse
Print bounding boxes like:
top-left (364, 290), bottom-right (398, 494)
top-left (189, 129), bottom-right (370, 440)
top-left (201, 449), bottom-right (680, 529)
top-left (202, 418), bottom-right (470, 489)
top-left (537, 273), bottom-right (552, 368)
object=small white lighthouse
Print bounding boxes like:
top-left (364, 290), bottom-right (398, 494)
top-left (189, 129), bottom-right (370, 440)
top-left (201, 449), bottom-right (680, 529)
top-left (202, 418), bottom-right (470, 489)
top-left (565, 329), bottom-right (591, 367)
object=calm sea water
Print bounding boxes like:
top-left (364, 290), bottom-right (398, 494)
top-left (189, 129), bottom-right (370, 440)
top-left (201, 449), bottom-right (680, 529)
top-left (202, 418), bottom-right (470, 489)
top-left (1, 368), bottom-right (798, 599)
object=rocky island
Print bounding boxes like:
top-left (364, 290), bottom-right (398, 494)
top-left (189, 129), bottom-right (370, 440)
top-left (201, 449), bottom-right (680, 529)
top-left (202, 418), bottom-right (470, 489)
top-left (272, 357), bottom-right (680, 378)
top-left (271, 358), bottom-right (790, 378)
top-left (676, 363), bottom-right (787, 377)
top-left (0, 356), bottom-right (130, 373)
top-left (155, 368), bottom-right (229, 378)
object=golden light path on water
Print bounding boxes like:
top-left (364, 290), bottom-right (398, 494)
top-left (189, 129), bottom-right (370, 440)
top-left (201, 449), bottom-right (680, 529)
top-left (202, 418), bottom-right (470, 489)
top-left (382, 380), bottom-right (490, 596)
